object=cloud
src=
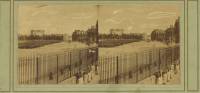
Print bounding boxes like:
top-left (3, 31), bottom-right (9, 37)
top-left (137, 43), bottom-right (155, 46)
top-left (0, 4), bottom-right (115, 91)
top-left (147, 11), bottom-right (176, 19)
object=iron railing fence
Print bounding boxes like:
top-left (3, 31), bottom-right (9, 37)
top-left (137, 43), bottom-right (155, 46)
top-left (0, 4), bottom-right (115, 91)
top-left (98, 45), bottom-right (180, 84)
top-left (18, 45), bottom-right (179, 84)
top-left (18, 47), bottom-right (98, 84)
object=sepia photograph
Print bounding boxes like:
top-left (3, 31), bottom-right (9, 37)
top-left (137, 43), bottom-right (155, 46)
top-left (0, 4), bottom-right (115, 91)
top-left (17, 4), bottom-right (181, 85)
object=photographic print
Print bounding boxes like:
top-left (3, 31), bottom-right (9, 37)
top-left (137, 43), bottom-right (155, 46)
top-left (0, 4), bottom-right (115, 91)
top-left (17, 4), bottom-right (181, 85)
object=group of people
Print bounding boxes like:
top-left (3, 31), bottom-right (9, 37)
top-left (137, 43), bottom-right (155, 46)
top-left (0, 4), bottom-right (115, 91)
top-left (75, 65), bottom-right (99, 84)
top-left (154, 61), bottom-right (180, 85)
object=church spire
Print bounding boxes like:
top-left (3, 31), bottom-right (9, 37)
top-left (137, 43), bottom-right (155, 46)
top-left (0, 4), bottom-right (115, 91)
top-left (96, 20), bottom-right (99, 44)
top-left (96, 20), bottom-right (98, 31)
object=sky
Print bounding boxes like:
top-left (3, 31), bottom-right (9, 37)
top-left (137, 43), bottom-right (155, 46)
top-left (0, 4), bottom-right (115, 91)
top-left (17, 3), bottom-right (182, 35)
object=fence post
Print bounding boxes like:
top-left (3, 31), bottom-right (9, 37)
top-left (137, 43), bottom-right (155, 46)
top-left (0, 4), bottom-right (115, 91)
top-left (18, 58), bottom-right (21, 84)
top-left (22, 57), bottom-right (24, 84)
top-left (99, 57), bottom-right (102, 83)
top-left (171, 47), bottom-right (173, 65)
top-left (136, 53), bottom-right (138, 83)
top-left (79, 50), bottom-right (81, 73)
top-left (108, 57), bottom-right (110, 83)
top-left (105, 57), bottom-right (108, 84)
top-left (103, 57), bottom-right (105, 83)
top-left (95, 48), bottom-right (98, 74)
top-left (146, 51), bottom-right (148, 78)
top-left (36, 57), bottom-right (39, 84)
top-left (158, 49), bottom-right (161, 71)
top-left (149, 51), bottom-right (152, 77)
top-left (57, 55), bottom-right (59, 84)
top-left (116, 56), bottom-right (119, 84)
top-left (165, 48), bottom-right (168, 71)
top-left (69, 52), bottom-right (72, 77)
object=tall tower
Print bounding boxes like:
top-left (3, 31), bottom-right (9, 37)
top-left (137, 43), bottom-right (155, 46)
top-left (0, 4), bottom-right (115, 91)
top-left (96, 5), bottom-right (99, 44)
top-left (174, 17), bottom-right (180, 43)
top-left (96, 20), bottom-right (99, 44)
top-left (94, 5), bottom-right (99, 72)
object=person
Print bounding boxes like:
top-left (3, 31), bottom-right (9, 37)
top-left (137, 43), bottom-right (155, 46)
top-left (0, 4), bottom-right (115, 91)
top-left (129, 71), bottom-right (133, 79)
top-left (95, 64), bottom-right (98, 75)
top-left (75, 73), bottom-right (80, 84)
top-left (162, 70), bottom-right (167, 84)
top-left (154, 72), bottom-right (161, 84)
top-left (78, 73), bottom-right (84, 84)
top-left (49, 72), bottom-right (53, 80)
top-left (170, 64), bottom-right (174, 79)
top-left (83, 72), bottom-right (87, 83)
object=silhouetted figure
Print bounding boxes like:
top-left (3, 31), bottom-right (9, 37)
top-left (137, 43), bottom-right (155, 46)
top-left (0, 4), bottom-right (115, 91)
top-left (75, 73), bottom-right (80, 84)
top-left (49, 72), bottom-right (53, 80)
top-left (154, 72), bottom-right (161, 84)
